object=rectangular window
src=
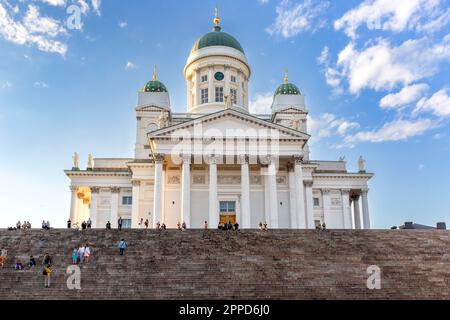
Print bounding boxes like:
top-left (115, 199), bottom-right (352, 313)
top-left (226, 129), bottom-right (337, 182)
top-left (215, 87), bottom-right (224, 102)
top-left (122, 196), bottom-right (132, 205)
top-left (121, 219), bottom-right (132, 229)
top-left (231, 75), bottom-right (236, 83)
top-left (313, 197), bottom-right (320, 206)
top-left (219, 201), bottom-right (236, 212)
top-left (201, 75), bottom-right (208, 82)
top-left (230, 88), bottom-right (237, 105)
top-left (201, 88), bottom-right (209, 104)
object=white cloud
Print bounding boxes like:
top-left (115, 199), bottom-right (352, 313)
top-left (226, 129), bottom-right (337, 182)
top-left (34, 81), bottom-right (48, 88)
top-left (249, 92), bottom-right (273, 114)
top-left (76, 0), bottom-right (89, 14)
top-left (91, 0), bottom-right (101, 16)
top-left (379, 83), bottom-right (429, 109)
top-left (118, 21), bottom-right (128, 28)
top-left (334, 0), bottom-right (448, 39)
top-left (259, 0), bottom-right (269, 4)
top-left (40, 0), bottom-right (66, 6)
top-left (0, 81), bottom-right (12, 89)
top-left (418, 163), bottom-right (425, 170)
top-left (414, 88), bottom-right (450, 117)
top-left (308, 113), bottom-right (359, 143)
top-left (125, 61), bottom-right (136, 70)
top-left (344, 118), bottom-right (435, 146)
top-left (433, 133), bottom-right (444, 139)
top-left (24, 5), bottom-right (66, 37)
top-left (266, 0), bottom-right (329, 38)
top-left (0, 3), bottom-right (67, 55)
top-left (316, 46), bottom-right (329, 65)
top-left (335, 35), bottom-right (450, 94)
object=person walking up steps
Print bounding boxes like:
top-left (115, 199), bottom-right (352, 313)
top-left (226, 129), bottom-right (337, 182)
top-left (118, 239), bottom-right (127, 255)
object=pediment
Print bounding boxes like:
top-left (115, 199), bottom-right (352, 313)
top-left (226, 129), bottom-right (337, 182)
top-left (149, 108), bottom-right (310, 140)
top-left (135, 105), bottom-right (167, 112)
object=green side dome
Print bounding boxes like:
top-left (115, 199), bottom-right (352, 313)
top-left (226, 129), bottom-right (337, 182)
top-left (191, 25), bottom-right (244, 54)
top-left (274, 83), bottom-right (301, 96)
top-left (143, 80), bottom-right (167, 93)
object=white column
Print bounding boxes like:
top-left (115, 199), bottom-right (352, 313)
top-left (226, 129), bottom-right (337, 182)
top-left (181, 154), bottom-right (191, 227)
top-left (208, 67), bottom-right (214, 103)
top-left (304, 181), bottom-right (315, 229)
top-left (153, 154), bottom-right (164, 228)
top-left (237, 71), bottom-right (243, 106)
top-left (69, 186), bottom-right (78, 223)
top-left (110, 187), bottom-right (120, 228)
top-left (268, 157), bottom-right (278, 228)
top-left (131, 181), bottom-right (141, 228)
top-left (90, 187), bottom-right (99, 228)
top-left (240, 155), bottom-right (251, 228)
top-left (352, 195), bottom-right (362, 229)
top-left (195, 69), bottom-right (201, 106)
top-left (208, 156), bottom-right (218, 228)
top-left (322, 189), bottom-right (331, 226)
top-left (288, 167), bottom-right (297, 228)
top-left (294, 155), bottom-right (306, 229)
top-left (341, 189), bottom-right (351, 229)
top-left (361, 189), bottom-right (371, 229)
top-left (263, 170), bottom-right (270, 225)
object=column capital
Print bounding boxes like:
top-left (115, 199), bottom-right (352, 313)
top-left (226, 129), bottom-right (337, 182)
top-left (239, 154), bottom-right (249, 164)
top-left (152, 153), bottom-right (165, 163)
top-left (181, 153), bottom-right (191, 164)
top-left (361, 188), bottom-right (369, 196)
top-left (131, 180), bottom-right (141, 187)
top-left (341, 188), bottom-right (351, 195)
top-left (293, 154), bottom-right (304, 164)
top-left (261, 155), bottom-right (277, 165)
top-left (322, 188), bottom-right (331, 195)
top-left (111, 186), bottom-right (121, 193)
top-left (70, 186), bottom-right (78, 193)
top-left (351, 194), bottom-right (360, 201)
top-left (304, 180), bottom-right (313, 187)
top-left (90, 186), bottom-right (100, 194)
top-left (206, 154), bottom-right (219, 165)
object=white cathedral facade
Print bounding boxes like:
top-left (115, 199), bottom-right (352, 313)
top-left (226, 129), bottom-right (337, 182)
top-left (65, 11), bottom-right (373, 230)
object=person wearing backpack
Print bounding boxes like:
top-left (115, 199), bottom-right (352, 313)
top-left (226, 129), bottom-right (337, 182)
top-left (43, 264), bottom-right (52, 288)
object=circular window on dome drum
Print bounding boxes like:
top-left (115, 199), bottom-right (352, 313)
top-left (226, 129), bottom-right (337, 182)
top-left (214, 72), bottom-right (224, 81)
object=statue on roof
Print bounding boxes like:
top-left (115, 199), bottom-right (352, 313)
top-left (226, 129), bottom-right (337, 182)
top-left (87, 154), bottom-right (94, 171)
top-left (72, 152), bottom-right (79, 170)
top-left (158, 112), bottom-right (169, 129)
top-left (358, 156), bottom-right (366, 172)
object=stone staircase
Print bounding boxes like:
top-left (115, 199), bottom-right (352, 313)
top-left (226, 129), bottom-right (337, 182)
top-left (0, 229), bottom-right (448, 299)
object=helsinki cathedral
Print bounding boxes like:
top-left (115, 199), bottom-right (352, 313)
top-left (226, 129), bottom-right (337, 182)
top-left (65, 10), bottom-right (373, 230)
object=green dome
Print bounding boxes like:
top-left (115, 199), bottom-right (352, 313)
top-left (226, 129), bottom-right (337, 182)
top-left (143, 80), bottom-right (167, 93)
top-left (274, 83), bottom-right (301, 96)
top-left (191, 26), bottom-right (245, 54)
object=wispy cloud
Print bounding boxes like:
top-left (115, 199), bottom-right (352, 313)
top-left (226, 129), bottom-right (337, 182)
top-left (266, 0), bottom-right (329, 38)
top-left (308, 113), bottom-right (360, 144)
top-left (125, 61), bottom-right (136, 70)
top-left (0, 81), bottom-right (12, 89)
top-left (118, 21), bottom-right (128, 29)
top-left (343, 118), bottom-right (435, 146)
top-left (414, 88), bottom-right (450, 117)
top-left (379, 83), bottom-right (429, 109)
top-left (334, 0), bottom-right (449, 39)
top-left (34, 81), bottom-right (49, 88)
top-left (249, 92), bottom-right (273, 114)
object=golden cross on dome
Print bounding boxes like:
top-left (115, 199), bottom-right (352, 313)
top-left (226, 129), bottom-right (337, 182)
top-left (284, 68), bottom-right (289, 84)
top-left (153, 64), bottom-right (157, 81)
top-left (214, 6), bottom-right (220, 26)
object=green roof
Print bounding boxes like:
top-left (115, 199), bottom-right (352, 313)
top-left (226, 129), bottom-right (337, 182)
top-left (191, 26), bottom-right (245, 54)
top-left (143, 80), bottom-right (168, 93)
top-left (274, 83), bottom-right (301, 96)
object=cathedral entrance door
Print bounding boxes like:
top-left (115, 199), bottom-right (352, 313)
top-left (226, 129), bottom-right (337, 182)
top-left (219, 201), bottom-right (236, 224)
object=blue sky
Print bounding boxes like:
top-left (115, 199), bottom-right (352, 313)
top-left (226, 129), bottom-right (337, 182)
top-left (0, 0), bottom-right (449, 228)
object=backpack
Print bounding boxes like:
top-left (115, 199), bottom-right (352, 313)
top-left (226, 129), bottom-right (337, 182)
top-left (42, 269), bottom-right (47, 276)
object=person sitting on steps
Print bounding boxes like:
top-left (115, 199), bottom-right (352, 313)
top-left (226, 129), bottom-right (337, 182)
top-left (28, 255), bottom-right (36, 268)
top-left (182, 221), bottom-right (187, 231)
top-left (263, 222), bottom-right (268, 231)
top-left (15, 261), bottom-right (24, 270)
top-left (233, 222), bottom-right (239, 231)
top-left (161, 223), bottom-right (167, 230)
top-left (81, 221), bottom-right (87, 230)
top-left (106, 221), bottom-right (111, 229)
top-left (322, 222), bottom-right (327, 231)
top-left (177, 222), bottom-right (182, 231)
top-left (156, 222), bottom-right (161, 230)
top-left (204, 221), bottom-right (208, 230)
top-left (144, 219), bottom-right (149, 229)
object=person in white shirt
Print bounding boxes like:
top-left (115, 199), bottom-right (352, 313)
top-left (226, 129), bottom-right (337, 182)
top-left (78, 246), bottom-right (85, 264)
